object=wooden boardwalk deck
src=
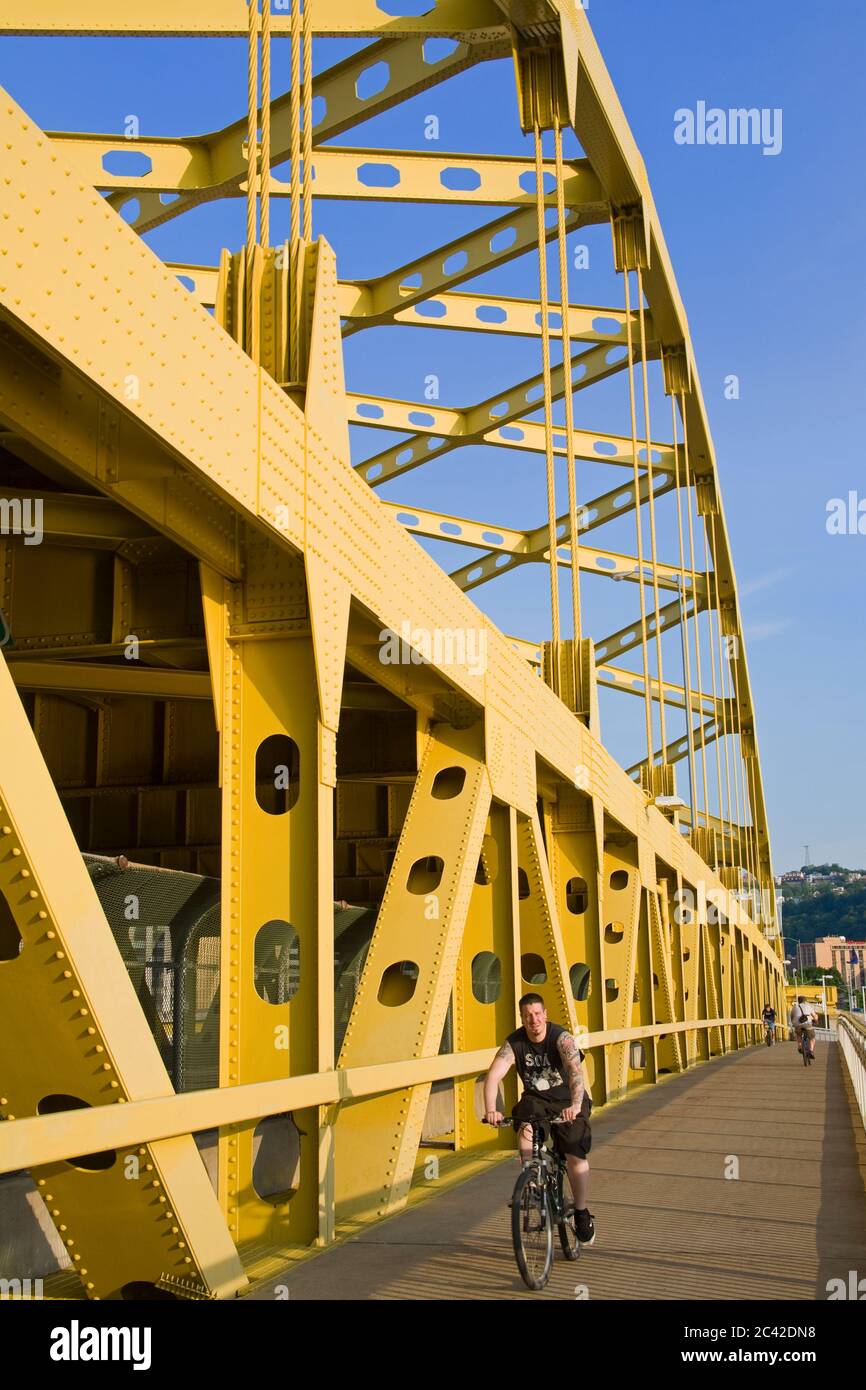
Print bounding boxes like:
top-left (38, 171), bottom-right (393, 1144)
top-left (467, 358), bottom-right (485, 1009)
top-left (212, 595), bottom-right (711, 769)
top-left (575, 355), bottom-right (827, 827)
top-left (249, 1040), bottom-right (866, 1300)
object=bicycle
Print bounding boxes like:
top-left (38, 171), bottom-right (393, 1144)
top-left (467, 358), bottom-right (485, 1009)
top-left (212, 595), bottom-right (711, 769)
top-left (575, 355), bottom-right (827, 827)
top-left (485, 1115), bottom-right (579, 1290)
top-left (797, 1027), bottom-right (815, 1066)
top-left (764, 1023), bottom-right (775, 1047)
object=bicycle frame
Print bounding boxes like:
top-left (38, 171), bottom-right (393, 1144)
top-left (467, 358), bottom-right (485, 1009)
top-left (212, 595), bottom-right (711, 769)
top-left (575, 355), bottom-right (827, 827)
top-left (524, 1118), bottom-right (569, 1219)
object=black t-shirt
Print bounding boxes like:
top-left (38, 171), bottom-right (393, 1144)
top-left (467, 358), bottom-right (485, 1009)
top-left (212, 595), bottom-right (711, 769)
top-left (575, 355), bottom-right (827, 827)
top-left (508, 1022), bottom-right (574, 1107)
top-left (762, 1008), bottom-right (776, 1023)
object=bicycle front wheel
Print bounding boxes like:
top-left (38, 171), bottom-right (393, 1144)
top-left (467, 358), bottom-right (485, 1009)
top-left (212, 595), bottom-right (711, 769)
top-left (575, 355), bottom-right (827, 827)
top-left (511, 1166), bottom-right (553, 1290)
top-left (556, 1167), bottom-right (579, 1262)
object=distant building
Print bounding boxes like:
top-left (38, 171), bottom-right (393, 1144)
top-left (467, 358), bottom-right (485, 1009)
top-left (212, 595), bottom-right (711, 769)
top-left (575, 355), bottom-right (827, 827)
top-left (795, 936), bottom-right (866, 995)
top-left (781, 871), bottom-right (805, 883)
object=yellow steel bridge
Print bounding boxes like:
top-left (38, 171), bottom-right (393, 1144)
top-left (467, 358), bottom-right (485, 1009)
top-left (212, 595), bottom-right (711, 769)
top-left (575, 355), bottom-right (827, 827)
top-left (0, 1), bottom-right (803, 1300)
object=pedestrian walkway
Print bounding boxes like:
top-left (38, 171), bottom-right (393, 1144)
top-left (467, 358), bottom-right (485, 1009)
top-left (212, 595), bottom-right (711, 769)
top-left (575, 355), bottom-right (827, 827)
top-left (248, 1041), bottom-right (866, 1300)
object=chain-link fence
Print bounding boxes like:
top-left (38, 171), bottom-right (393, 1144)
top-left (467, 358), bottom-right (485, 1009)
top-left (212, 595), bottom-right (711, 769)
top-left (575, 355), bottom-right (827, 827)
top-left (85, 856), bottom-right (456, 1092)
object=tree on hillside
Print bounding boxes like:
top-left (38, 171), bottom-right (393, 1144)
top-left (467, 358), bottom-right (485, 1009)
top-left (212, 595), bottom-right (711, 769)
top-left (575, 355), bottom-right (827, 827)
top-left (798, 966), bottom-right (845, 990)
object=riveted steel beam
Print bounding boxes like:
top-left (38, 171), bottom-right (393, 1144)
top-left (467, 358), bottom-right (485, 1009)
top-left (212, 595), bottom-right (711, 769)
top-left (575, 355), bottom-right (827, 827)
top-left (453, 802), bottom-right (518, 1153)
top-left (53, 37), bottom-right (507, 236)
top-left (448, 470), bottom-right (677, 592)
top-left (594, 593), bottom-right (709, 668)
top-left (351, 394), bottom-right (671, 475)
top-left (547, 788), bottom-right (606, 1099)
top-left (334, 721), bottom-right (492, 1223)
top-left (515, 810), bottom-right (577, 1035)
top-left (341, 202), bottom-right (608, 331)
top-left (0, 87), bottom-right (776, 1024)
top-left (600, 841), bottom-right (643, 1101)
top-left (386, 292), bottom-right (655, 344)
top-left (597, 664), bottom-right (725, 719)
top-left (5, 659), bottom-right (212, 701)
top-left (57, 143), bottom-right (599, 212)
top-left (626, 715), bottom-right (720, 780)
top-left (549, 0), bottom-right (774, 911)
top-left (381, 500), bottom-right (691, 593)
top-left (0, 0), bottom-right (509, 39)
top-left (0, 488), bottom-right (153, 546)
top-left (0, 652), bottom-right (246, 1299)
top-left (0, 327), bottom-right (242, 581)
top-left (354, 338), bottom-right (636, 488)
top-left (648, 888), bottom-right (686, 1073)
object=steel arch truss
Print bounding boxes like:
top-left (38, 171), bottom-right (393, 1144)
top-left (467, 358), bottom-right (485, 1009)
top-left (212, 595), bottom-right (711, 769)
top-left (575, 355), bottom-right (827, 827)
top-left (0, 0), bottom-right (781, 1297)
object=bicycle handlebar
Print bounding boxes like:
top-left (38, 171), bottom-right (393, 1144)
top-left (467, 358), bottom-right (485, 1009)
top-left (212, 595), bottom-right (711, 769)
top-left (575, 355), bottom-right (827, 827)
top-left (482, 1115), bottom-right (570, 1127)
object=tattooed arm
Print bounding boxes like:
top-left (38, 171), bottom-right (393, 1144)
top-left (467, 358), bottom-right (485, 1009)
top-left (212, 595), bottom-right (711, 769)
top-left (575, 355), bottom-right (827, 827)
top-left (483, 1040), bottom-right (515, 1122)
top-left (556, 1031), bottom-right (586, 1120)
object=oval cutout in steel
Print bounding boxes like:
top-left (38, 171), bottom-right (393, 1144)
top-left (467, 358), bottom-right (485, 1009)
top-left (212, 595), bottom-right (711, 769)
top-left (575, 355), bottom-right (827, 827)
top-left (378, 960), bottom-right (419, 1006)
top-left (431, 766), bottom-right (465, 800)
top-left (255, 735), bottom-right (300, 814)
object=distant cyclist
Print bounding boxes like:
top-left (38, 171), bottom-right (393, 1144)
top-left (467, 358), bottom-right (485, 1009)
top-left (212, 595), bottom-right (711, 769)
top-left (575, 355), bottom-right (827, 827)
top-left (789, 995), bottom-right (818, 1060)
top-left (761, 1002), bottom-right (777, 1044)
top-left (483, 993), bottom-right (595, 1245)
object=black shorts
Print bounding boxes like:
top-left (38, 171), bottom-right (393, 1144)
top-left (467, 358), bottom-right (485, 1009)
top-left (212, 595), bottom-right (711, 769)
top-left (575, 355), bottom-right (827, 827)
top-left (513, 1092), bottom-right (592, 1160)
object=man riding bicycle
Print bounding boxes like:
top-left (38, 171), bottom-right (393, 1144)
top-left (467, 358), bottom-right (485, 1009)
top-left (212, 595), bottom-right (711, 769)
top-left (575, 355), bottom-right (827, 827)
top-left (761, 1002), bottom-right (777, 1043)
top-left (483, 993), bottom-right (595, 1245)
top-left (789, 995), bottom-right (818, 1059)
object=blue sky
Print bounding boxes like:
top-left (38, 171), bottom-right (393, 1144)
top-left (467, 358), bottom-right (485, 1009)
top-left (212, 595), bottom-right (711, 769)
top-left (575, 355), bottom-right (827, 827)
top-left (1, 0), bottom-right (863, 874)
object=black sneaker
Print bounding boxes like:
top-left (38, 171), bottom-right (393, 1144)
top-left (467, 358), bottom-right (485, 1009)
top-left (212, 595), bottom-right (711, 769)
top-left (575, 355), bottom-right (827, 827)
top-left (574, 1208), bottom-right (596, 1245)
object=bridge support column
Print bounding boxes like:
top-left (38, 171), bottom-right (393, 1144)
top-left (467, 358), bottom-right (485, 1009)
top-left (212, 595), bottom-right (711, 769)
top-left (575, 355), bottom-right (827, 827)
top-left (204, 541), bottom-right (343, 1254)
top-left (515, 809), bottom-right (577, 1037)
top-left (648, 887), bottom-right (685, 1074)
top-left (333, 721), bottom-right (491, 1224)
top-left (701, 915), bottom-right (724, 1056)
top-left (548, 787), bottom-right (606, 1100)
top-left (677, 870), bottom-right (702, 1065)
top-left (453, 801), bottom-right (517, 1154)
top-left (600, 839), bottom-right (642, 1100)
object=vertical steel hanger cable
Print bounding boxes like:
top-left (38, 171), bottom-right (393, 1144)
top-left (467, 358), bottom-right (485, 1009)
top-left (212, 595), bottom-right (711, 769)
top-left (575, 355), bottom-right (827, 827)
top-left (709, 512), bottom-right (735, 867)
top-left (636, 265), bottom-right (665, 756)
top-left (553, 114), bottom-right (581, 699)
top-left (246, 0), bottom-right (259, 352)
top-left (702, 521), bottom-right (723, 871)
top-left (746, 756), bottom-right (761, 921)
top-left (726, 601), bottom-right (747, 886)
top-left (290, 0), bottom-right (302, 248)
top-left (533, 120), bottom-right (560, 690)
top-left (679, 389), bottom-right (708, 827)
top-left (260, 0), bottom-right (271, 249)
top-left (289, 0), bottom-right (302, 379)
top-left (625, 270), bottom-right (653, 762)
top-left (303, 0), bottom-right (313, 241)
top-left (671, 392), bottom-right (697, 823)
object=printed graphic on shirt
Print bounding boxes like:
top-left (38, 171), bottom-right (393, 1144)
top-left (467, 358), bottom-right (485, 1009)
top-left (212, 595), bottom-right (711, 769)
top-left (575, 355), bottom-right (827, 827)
top-left (524, 1050), bottom-right (565, 1093)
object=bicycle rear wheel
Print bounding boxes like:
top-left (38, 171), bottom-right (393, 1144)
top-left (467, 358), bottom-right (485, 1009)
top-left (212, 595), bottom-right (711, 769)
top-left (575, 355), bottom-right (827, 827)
top-left (511, 1165), bottom-right (553, 1290)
